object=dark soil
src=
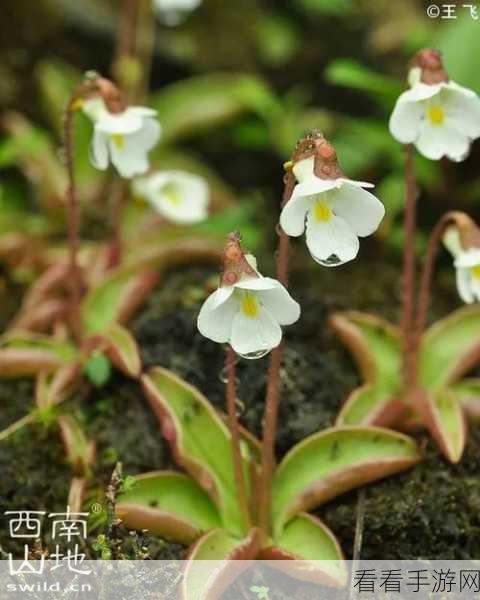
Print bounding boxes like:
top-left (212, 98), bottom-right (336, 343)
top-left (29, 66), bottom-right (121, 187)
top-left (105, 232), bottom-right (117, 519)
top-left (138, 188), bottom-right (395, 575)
top-left (1, 256), bottom-right (479, 562)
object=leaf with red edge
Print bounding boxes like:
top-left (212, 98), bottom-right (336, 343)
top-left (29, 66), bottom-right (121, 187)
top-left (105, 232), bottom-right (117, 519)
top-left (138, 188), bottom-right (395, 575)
top-left (141, 367), bottom-right (255, 537)
top-left (0, 331), bottom-right (77, 378)
top-left (58, 415), bottom-right (96, 475)
top-left (420, 305), bottom-right (480, 389)
top-left (97, 324), bottom-right (141, 378)
top-left (272, 426), bottom-right (420, 536)
top-left (182, 528), bottom-right (260, 600)
top-left (116, 471), bottom-right (221, 545)
top-left (260, 513), bottom-right (347, 587)
top-left (330, 312), bottom-right (402, 426)
top-left (450, 378), bottom-right (480, 421)
top-left (35, 364), bottom-right (80, 410)
top-left (81, 267), bottom-right (158, 335)
top-left (418, 388), bottom-right (466, 463)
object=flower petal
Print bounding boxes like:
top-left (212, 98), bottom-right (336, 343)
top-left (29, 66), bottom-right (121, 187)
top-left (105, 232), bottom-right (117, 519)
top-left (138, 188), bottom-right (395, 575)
top-left (279, 195), bottom-right (312, 237)
top-left (454, 249), bottom-right (480, 268)
top-left (456, 268), bottom-right (474, 304)
top-left (257, 286), bottom-right (300, 326)
top-left (234, 276), bottom-right (280, 292)
top-left (415, 121), bottom-right (470, 162)
top-left (332, 183), bottom-right (385, 237)
top-left (90, 131), bottom-right (109, 170)
top-left (306, 212), bottom-right (359, 266)
top-left (145, 170), bottom-right (209, 224)
top-left (230, 306), bottom-right (282, 356)
top-left (197, 291), bottom-right (237, 343)
top-left (443, 226), bottom-right (462, 259)
top-left (472, 276), bottom-right (480, 302)
top-left (443, 86), bottom-right (480, 138)
top-left (96, 110), bottom-right (143, 135)
top-left (389, 97), bottom-right (424, 144)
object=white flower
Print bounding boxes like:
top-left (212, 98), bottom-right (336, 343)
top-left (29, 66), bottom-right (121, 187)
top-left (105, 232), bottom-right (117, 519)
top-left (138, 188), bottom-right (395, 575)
top-left (443, 226), bottom-right (480, 303)
top-left (279, 156), bottom-right (385, 266)
top-left (152, 0), bottom-right (202, 25)
top-left (133, 170), bottom-right (209, 224)
top-left (389, 79), bottom-right (480, 162)
top-left (197, 259), bottom-right (300, 359)
top-left (83, 98), bottom-right (161, 178)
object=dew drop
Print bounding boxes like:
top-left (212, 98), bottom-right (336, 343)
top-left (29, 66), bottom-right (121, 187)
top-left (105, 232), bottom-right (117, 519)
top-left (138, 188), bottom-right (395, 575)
top-left (238, 349), bottom-right (271, 360)
top-left (218, 367), bottom-right (228, 384)
top-left (315, 253), bottom-right (343, 267)
top-left (235, 398), bottom-right (246, 415)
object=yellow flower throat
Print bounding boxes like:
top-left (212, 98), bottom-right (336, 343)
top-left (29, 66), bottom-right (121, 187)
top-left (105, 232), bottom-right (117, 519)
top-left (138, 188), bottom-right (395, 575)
top-left (427, 106), bottom-right (445, 126)
top-left (241, 292), bottom-right (259, 318)
top-left (314, 202), bottom-right (332, 222)
top-left (111, 134), bottom-right (125, 149)
top-left (472, 266), bottom-right (480, 279)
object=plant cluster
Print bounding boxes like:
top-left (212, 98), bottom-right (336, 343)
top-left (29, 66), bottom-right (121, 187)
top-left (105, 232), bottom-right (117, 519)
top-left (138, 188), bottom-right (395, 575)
top-left (1, 2), bottom-right (480, 599)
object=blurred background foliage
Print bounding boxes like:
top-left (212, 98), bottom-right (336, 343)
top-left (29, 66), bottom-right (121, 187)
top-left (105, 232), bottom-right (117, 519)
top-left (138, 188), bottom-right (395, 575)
top-left (1, 0), bottom-right (480, 285)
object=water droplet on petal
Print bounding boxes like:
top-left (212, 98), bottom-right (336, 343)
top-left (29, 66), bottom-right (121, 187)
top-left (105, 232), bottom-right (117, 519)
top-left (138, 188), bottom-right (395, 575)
top-left (218, 367), bottom-right (228, 383)
top-left (314, 253), bottom-right (343, 267)
top-left (235, 398), bottom-right (245, 415)
top-left (238, 349), bottom-right (271, 360)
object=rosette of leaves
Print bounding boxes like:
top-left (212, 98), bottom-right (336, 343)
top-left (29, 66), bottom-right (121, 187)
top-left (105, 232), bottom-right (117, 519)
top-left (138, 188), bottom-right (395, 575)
top-left (116, 367), bottom-right (420, 598)
top-left (331, 305), bottom-right (480, 463)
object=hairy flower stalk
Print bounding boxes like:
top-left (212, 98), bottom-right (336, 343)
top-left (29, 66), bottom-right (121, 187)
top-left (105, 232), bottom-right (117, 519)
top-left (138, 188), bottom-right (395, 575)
top-left (415, 211), bottom-right (463, 337)
top-left (400, 144), bottom-right (419, 392)
top-left (64, 81), bottom-right (97, 340)
top-left (225, 346), bottom-right (251, 531)
top-left (257, 163), bottom-right (295, 536)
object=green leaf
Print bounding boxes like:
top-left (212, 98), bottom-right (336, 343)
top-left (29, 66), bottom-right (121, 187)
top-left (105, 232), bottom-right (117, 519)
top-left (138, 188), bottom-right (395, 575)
top-left (83, 351), bottom-right (112, 388)
top-left (451, 379), bottom-right (480, 422)
top-left (330, 312), bottom-right (402, 425)
top-left (325, 59), bottom-right (403, 107)
top-left (100, 324), bottom-right (141, 378)
top-left (0, 113), bottom-right (67, 211)
top-left (81, 267), bottom-right (157, 335)
top-left (142, 367), bottom-right (255, 537)
top-left (149, 73), bottom-right (281, 143)
top-left (272, 426), bottom-right (419, 536)
top-left (419, 389), bottom-right (466, 464)
top-left (116, 471), bottom-right (221, 544)
top-left (419, 305), bottom-right (480, 389)
top-left (264, 513), bottom-right (346, 587)
top-left (0, 332), bottom-right (77, 378)
top-left (182, 529), bottom-right (260, 600)
top-left (58, 415), bottom-right (96, 474)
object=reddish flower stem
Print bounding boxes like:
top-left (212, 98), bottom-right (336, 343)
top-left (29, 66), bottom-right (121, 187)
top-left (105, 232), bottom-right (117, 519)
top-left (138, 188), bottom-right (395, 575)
top-left (225, 346), bottom-right (251, 531)
top-left (258, 170), bottom-right (294, 536)
top-left (415, 211), bottom-right (460, 338)
top-left (400, 144), bottom-right (419, 390)
top-left (64, 84), bottom-right (93, 341)
top-left (107, 179), bottom-right (127, 268)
